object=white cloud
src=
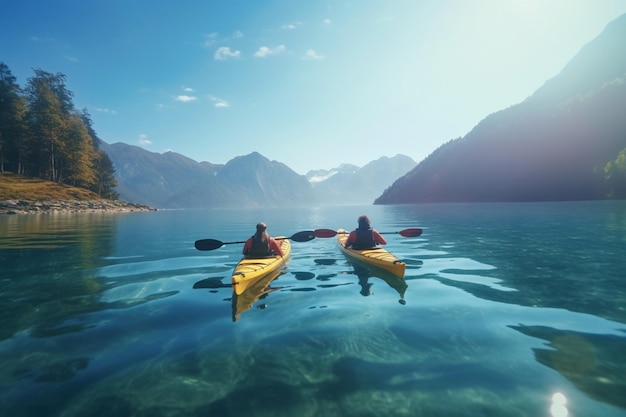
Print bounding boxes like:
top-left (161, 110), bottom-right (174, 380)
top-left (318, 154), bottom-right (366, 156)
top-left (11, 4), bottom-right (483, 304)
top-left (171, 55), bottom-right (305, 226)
top-left (282, 21), bottom-right (302, 30)
top-left (203, 32), bottom-right (220, 47)
top-left (302, 49), bottom-right (325, 60)
top-left (183, 87), bottom-right (194, 92)
top-left (175, 95), bottom-right (197, 102)
top-left (323, 18), bottom-right (331, 24)
top-left (95, 107), bottom-right (117, 114)
top-left (204, 31), bottom-right (243, 47)
top-left (214, 46), bottom-right (241, 60)
top-left (209, 95), bottom-right (230, 108)
top-left (138, 134), bottom-right (152, 145)
top-left (254, 45), bottom-right (286, 58)
top-left (31, 35), bottom-right (54, 43)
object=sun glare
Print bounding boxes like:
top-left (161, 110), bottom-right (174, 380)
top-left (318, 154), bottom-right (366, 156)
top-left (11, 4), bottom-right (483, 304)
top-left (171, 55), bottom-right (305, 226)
top-left (550, 392), bottom-right (568, 417)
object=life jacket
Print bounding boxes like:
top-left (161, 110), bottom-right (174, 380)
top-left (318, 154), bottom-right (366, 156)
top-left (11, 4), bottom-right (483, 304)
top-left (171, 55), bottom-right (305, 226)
top-left (247, 235), bottom-right (273, 257)
top-left (352, 228), bottom-right (376, 249)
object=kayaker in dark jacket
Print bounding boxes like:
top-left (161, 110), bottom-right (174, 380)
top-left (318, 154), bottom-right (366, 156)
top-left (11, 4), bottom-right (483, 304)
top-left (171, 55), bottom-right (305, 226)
top-left (344, 215), bottom-right (387, 249)
top-left (243, 222), bottom-right (284, 257)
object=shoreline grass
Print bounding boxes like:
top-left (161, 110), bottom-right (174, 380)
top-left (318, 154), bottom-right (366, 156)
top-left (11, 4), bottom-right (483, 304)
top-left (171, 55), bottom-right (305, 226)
top-left (0, 172), bottom-right (104, 201)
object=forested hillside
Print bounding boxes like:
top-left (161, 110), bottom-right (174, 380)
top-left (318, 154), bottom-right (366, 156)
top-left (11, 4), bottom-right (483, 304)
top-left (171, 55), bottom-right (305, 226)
top-left (0, 63), bottom-right (118, 199)
top-left (375, 14), bottom-right (626, 204)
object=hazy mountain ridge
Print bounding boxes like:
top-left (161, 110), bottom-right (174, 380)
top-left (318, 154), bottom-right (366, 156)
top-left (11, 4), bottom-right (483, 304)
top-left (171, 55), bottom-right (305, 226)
top-left (100, 143), bottom-right (412, 208)
top-left (98, 141), bottom-right (223, 208)
top-left (308, 155), bottom-right (416, 204)
top-left (307, 164), bottom-right (360, 183)
top-left (375, 13), bottom-right (626, 204)
top-left (100, 144), bottom-right (316, 208)
top-left (214, 152), bottom-right (316, 207)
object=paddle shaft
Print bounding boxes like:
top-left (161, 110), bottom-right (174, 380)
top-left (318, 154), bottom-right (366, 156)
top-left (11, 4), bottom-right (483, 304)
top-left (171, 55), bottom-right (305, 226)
top-left (314, 228), bottom-right (422, 238)
top-left (195, 230), bottom-right (315, 251)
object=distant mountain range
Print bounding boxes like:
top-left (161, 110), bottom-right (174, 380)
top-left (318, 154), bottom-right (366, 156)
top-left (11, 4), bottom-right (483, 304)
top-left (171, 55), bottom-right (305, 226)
top-left (99, 141), bottom-right (416, 208)
top-left (307, 155), bottom-right (417, 203)
top-left (375, 13), bottom-right (626, 204)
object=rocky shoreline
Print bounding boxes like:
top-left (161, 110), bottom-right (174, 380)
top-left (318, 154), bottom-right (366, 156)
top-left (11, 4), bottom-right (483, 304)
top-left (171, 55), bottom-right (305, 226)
top-left (0, 199), bottom-right (156, 215)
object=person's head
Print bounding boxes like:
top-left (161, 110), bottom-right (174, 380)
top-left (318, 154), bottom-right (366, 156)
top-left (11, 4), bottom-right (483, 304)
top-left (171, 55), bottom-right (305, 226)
top-left (357, 215), bottom-right (371, 230)
top-left (255, 222), bottom-right (268, 239)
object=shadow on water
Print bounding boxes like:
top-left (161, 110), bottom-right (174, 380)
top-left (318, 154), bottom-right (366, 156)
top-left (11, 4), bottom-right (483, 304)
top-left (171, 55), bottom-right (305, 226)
top-left (511, 324), bottom-right (626, 409)
top-left (192, 276), bottom-right (231, 290)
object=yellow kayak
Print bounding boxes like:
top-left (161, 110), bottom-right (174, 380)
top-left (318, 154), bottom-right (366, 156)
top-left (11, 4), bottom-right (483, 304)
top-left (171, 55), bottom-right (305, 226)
top-left (336, 229), bottom-right (406, 277)
top-left (231, 268), bottom-right (282, 321)
top-left (231, 237), bottom-right (291, 295)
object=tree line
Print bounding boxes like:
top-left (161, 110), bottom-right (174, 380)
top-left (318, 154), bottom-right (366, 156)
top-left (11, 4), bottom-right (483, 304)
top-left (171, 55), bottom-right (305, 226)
top-left (0, 62), bottom-right (118, 199)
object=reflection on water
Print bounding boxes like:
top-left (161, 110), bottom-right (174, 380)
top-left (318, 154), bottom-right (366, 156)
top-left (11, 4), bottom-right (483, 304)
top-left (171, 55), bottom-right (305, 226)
top-left (550, 392), bottom-right (569, 417)
top-left (0, 213), bottom-right (119, 341)
top-left (1, 202), bottom-right (626, 417)
top-left (193, 259), bottom-right (410, 322)
top-left (231, 270), bottom-right (283, 322)
top-left (347, 263), bottom-right (408, 304)
top-left (0, 212), bottom-right (117, 250)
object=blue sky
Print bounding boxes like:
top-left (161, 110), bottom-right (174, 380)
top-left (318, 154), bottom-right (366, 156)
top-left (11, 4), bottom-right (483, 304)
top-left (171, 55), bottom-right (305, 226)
top-left (2, 1), bottom-right (626, 175)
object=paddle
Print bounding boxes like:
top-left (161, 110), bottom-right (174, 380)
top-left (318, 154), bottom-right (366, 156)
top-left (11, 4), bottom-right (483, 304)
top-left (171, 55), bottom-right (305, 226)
top-left (314, 228), bottom-right (423, 238)
top-left (194, 230), bottom-right (316, 251)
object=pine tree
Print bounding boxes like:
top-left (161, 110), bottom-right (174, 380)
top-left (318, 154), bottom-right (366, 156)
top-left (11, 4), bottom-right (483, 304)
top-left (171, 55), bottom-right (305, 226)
top-left (60, 114), bottom-right (96, 187)
top-left (80, 109), bottom-right (119, 198)
top-left (0, 62), bottom-right (28, 173)
top-left (24, 69), bottom-right (71, 181)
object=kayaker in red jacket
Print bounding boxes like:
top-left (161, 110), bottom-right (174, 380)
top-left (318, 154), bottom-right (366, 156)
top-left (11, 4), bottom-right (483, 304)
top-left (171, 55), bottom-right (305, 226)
top-left (243, 222), bottom-right (284, 257)
top-left (344, 215), bottom-right (387, 249)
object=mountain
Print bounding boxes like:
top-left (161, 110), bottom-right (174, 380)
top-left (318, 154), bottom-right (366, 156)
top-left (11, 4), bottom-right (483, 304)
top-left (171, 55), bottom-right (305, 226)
top-left (99, 142), bottom-right (316, 208)
top-left (213, 152), bottom-right (316, 207)
top-left (307, 164), bottom-right (360, 183)
top-left (98, 141), bottom-right (221, 208)
top-left (308, 155), bottom-right (416, 204)
top-left (375, 13), bottom-right (626, 204)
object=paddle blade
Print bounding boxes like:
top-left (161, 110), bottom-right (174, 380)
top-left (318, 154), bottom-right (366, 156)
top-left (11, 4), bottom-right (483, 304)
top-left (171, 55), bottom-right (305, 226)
top-left (399, 228), bottom-right (423, 237)
top-left (194, 239), bottom-right (224, 251)
top-left (289, 230), bottom-right (316, 242)
top-left (314, 229), bottom-right (338, 238)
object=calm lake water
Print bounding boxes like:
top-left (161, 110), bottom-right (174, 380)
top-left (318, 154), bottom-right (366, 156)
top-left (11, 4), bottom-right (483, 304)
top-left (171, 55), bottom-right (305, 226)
top-left (1, 201), bottom-right (625, 417)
